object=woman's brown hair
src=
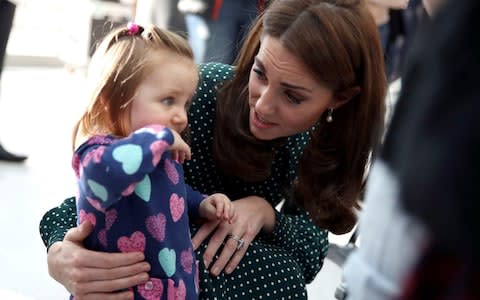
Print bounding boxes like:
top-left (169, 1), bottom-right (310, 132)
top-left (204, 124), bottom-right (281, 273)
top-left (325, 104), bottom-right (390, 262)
top-left (73, 24), bottom-right (194, 150)
top-left (213, 0), bottom-right (387, 233)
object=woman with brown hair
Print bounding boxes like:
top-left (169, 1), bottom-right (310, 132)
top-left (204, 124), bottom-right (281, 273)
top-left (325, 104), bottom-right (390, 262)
top-left (40, 0), bottom-right (387, 299)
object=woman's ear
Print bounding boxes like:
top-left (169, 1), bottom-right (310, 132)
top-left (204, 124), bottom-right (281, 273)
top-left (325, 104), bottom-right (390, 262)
top-left (333, 86), bottom-right (361, 109)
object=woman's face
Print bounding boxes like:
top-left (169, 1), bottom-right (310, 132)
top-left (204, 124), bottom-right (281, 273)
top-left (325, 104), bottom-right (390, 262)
top-left (248, 35), bottom-right (337, 140)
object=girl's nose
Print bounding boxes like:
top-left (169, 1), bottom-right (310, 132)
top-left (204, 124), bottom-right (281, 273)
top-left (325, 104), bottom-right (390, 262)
top-left (173, 109), bottom-right (188, 127)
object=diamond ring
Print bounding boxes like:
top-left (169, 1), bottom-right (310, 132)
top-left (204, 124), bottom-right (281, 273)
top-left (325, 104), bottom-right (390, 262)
top-left (228, 234), bottom-right (245, 250)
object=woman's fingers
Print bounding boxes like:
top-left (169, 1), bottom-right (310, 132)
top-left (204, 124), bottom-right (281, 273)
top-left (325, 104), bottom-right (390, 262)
top-left (68, 250), bottom-right (150, 291)
top-left (80, 249), bottom-right (147, 269)
top-left (75, 270), bottom-right (149, 294)
top-left (191, 219), bottom-right (220, 250)
top-left (65, 255), bottom-right (149, 297)
top-left (74, 290), bottom-right (134, 300)
top-left (224, 230), bottom-right (255, 274)
top-left (208, 234), bottom-right (243, 276)
top-left (64, 220), bottom-right (93, 244)
top-left (48, 222), bottom-right (150, 298)
top-left (79, 259), bottom-right (150, 282)
top-left (201, 224), bottom-right (229, 269)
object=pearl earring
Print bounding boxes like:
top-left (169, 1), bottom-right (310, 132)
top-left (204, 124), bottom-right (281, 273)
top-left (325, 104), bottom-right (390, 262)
top-left (326, 108), bottom-right (334, 123)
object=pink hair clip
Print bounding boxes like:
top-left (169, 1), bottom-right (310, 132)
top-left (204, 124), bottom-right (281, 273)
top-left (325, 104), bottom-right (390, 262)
top-left (127, 22), bottom-right (144, 36)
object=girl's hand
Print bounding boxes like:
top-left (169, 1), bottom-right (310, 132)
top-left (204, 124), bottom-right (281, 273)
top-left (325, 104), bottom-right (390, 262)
top-left (191, 196), bottom-right (276, 277)
top-left (47, 221), bottom-right (151, 300)
top-left (169, 130), bottom-right (191, 163)
top-left (199, 193), bottom-right (236, 223)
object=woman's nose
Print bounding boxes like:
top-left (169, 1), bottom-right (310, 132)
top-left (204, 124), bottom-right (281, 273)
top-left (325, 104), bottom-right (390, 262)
top-left (255, 88), bottom-right (275, 115)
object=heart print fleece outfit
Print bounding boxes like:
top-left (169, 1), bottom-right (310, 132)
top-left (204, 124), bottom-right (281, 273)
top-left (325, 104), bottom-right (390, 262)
top-left (73, 125), bottom-right (203, 300)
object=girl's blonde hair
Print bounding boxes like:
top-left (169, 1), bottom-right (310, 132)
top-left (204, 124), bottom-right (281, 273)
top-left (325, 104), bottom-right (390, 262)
top-left (73, 24), bottom-right (194, 150)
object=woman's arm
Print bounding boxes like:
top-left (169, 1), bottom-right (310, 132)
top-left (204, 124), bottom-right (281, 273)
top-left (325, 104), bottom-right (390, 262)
top-left (264, 204), bottom-right (329, 283)
top-left (40, 197), bottom-right (77, 249)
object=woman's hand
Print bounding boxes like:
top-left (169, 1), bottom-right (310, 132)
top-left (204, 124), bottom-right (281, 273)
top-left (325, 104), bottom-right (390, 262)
top-left (47, 221), bottom-right (151, 300)
top-left (191, 196), bottom-right (276, 276)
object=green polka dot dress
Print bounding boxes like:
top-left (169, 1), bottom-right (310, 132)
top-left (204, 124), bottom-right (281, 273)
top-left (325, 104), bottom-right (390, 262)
top-left (40, 63), bottom-right (329, 300)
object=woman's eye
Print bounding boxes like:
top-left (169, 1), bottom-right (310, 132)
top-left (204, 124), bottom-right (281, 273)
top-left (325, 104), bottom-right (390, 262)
top-left (285, 92), bottom-right (303, 104)
top-left (252, 68), bottom-right (266, 80)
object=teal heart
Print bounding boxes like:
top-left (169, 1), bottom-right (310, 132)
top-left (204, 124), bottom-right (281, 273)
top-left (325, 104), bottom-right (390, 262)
top-left (87, 179), bottom-right (108, 202)
top-left (112, 144), bottom-right (143, 175)
top-left (134, 175), bottom-right (151, 202)
top-left (158, 248), bottom-right (176, 277)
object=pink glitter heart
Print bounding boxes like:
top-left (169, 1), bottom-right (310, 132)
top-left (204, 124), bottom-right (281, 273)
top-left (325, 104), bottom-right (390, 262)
top-left (86, 197), bottom-right (105, 213)
top-left (98, 229), bottom-right (107, 248)
top-left (165, 159), bottom-right (179, 184)
top-left (180, 248), bottom-right (194, 274)
top-left (72, 153), bottom-right (81, 179)
top-left (138, 277), bottom-right (164, 300)
top-left (91, 146), bottom-right (105, 163)
top-left (79, 209), bottom-right (96, 226)
top-left (81, 146), bottom-right (104, 167)
top-left (105, 209), bottom-right (117, 230)
top-left (167, 278), bottom-right (186, 300)
top-left (146, 213), bottom-right (166, 241)
top-left (150, 140), bottom-right (169, 166)
top-left (117, 231), bottom-right (146, 253)
top-left (169, 193), bottom-right (185, 222)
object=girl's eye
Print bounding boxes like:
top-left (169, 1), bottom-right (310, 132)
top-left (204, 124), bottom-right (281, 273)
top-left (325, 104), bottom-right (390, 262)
top-left (252, 68), bottom-right (266, 80)
top-left (160, 98), bottom-right (174, 105)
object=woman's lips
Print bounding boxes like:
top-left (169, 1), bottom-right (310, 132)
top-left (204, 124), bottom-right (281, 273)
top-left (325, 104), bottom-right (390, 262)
top-left (252, 111), bottom-right (276, 129)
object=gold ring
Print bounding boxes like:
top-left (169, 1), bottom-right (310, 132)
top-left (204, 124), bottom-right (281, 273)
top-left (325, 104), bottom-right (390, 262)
top-left (229, 234), bottom-right (245, 250)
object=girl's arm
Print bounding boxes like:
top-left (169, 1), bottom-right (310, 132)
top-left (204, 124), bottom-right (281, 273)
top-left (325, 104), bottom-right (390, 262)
top-left (76, 125), bottom-right (174, 209)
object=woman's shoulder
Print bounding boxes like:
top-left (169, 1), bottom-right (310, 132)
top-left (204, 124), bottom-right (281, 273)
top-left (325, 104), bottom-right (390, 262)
top-left (287, 131), bottom-right (310, 150)
top-left (284, 131), bottom-right (310, 164)
top-left (191, 63), bottom-right (234, 110)
top-left (198, 62), bottom-right (235, 83)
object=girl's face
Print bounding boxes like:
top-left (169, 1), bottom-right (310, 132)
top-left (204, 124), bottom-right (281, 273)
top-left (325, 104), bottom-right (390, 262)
top-left (248, 36), bottom-right (337, 140)
top-left (130, 53), bottom-right (198, 134)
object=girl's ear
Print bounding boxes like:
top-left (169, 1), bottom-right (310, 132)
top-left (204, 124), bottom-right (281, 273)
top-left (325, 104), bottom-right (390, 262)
top-left (333, 86), bottom-right (361, 109)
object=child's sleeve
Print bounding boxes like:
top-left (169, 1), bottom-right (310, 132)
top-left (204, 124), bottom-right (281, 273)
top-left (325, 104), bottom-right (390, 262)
top-left (184, 184), bottom-right (205, 220)
top-left (74, 125), bottom-right (174, 209)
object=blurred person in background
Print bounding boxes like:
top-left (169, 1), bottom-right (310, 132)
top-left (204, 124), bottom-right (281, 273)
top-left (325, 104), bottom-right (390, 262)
top-left (366, 0), bottom-right (409, 82)
top-left (343, 0), bottom-right (480, 299)
top-left (0, 0), bottom-right (27, 162)
top-left (366, 0), bottom-right (409, 51)
top-left (178, 0), bottom-right (264, 64)
top-left (135, 0), bottom-right (187, 32)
